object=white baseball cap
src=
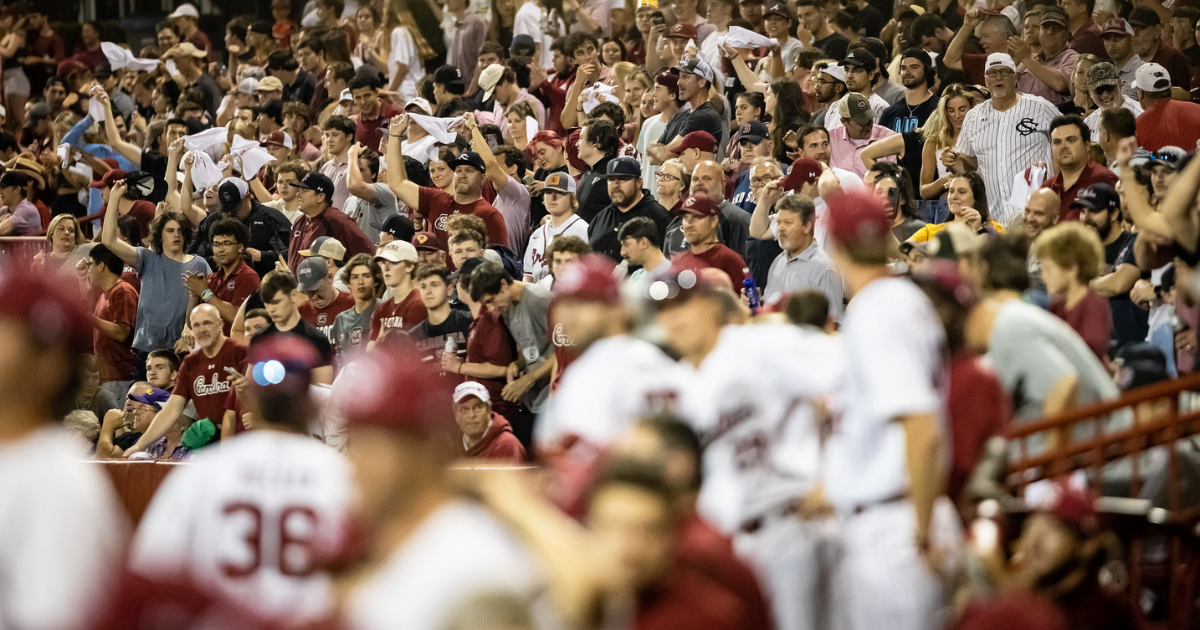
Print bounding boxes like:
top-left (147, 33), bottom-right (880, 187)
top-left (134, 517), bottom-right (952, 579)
top-left (339, 88), bottom-right (353, 103)
top-left (237, 77), bottom-right (259, 95)
top-left (453, 381), bottom-right (491, 404)
top-left (1134, 62), bottom-right (1171, 92)
top-left (374, 240), bottom-right (418, 264)
top-left (405, 97), bottom-right (433, 116)
top-left (168, 2), bottom-right (199, 18)
top-left (479, 64), bottom-right (505, 101)
top-left (820, 63), bottom-right (847, 84)
top-left (985, 53), bottom-right (1017, 73)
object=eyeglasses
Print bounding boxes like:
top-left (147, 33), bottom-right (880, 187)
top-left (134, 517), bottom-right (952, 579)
top-left (984, 69), bottom-right (1015, 78)
top-left (658, 172), bottom-right (681, 182)
top-left (751, 176), bottom-right (775, 186)
top-left (212, 239), bottom-right (239, 249)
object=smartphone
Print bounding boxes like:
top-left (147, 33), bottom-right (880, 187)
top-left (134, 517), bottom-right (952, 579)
top-left (651, 10), bottom-right (665, 25)
top-left (886, 186), bottom-right (900, 210)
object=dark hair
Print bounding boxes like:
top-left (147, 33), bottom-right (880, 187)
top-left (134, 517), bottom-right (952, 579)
top-left (735, 91), bottom-right (766, 119)
top-left (0, 132), bottom-right (18, 155)
top-left (910, 13), bottom-right (947, 41)
top-left (493, 145), bottom-right (527, 178)
top-left (798, 124), bottom-right (830, 147)
top-left (496, 65), bottom-right (519, 90)
top-left (617, 216), bottom-right (662, 248)
top-left (414, 262), bottom-right (452, 284)
top-left (900, 48), bottom-right (935, 88)
top-left (769, 80), bottom-right (808, 162)
top-left (563, 32), bottom-right (598, 58)
top-left (148, 349), bottom-right (181, 372)
top-left (599, 37), bottom-right (627, 62)
top-left (450, 228), bottom-right (485, 249)
top-left (358, 148), bottom-right (381, 178)
top-left (582, 119), bottom-right (621, 158)
top-left (339, 253), bottom-right (383, 295)
top-left (833, 10), bottom-right (859, 34)
top-left (785, 290), bottom-right (830, 328)
top-left (404, 155), bottom-right (432, 187)
top-left (316, 0), bottom-right (345, 16)
top-left (156, 20), bottom-right (181, 37)
top-left (868, 162), bottom-right (919, 220)
top-left (323, 114), bottom-right (356, 137)
top-left (117, 214), bottom-right (142, 246)
top-left (1100, 107), bottom-right (1137, 139)
top-left (949, 171), bottom-right (991, 223)
top-left (437, 97), bottom-right (471, 117)
top-left (637, 414), bottom-right (703, 491)
top-left (590, 101), bottom-right (626, 129)
top-left (1049, 114), bottom-right (1088, 140)
top-left (226, 16), bottom-right (250, 43)
top-left (468, 261), bottom-right (514, 302)
top-left (87, 243), bottom-right (124, 275)
top-left (505, 60), bottom-right (529, 89)
top-left (320, 30), bottom-right (352, 64)
top-left (245, 308), bottom-right (270, 323)
top-left (589, 458), bottom-right (675, 511)
top-left (545, 235), bottom-right (591, 260)
top-left (981, 232), bottom-right (1032, 292)
top-left (327, 61), bottom-right (355, 86)
top-left (209, 217), bottom-right (249, 247)
top-left (267, 49), bottom-right (300, 72)
top-left (795, 0), bottom-right (823, 10)
top-left (149, 211), bottom-right (193, 254)
top-left (260, 269), bottom-right (299, 302)
top-left (480, 41), bottom-right (508, 61)
top-left (282, 101), bottom-right (311, 127)
top-left (347, 71), bottom-right (382, 92)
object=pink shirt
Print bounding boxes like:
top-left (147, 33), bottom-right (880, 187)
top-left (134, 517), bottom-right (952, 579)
top-left (828, 124), bottom-right (896, 178)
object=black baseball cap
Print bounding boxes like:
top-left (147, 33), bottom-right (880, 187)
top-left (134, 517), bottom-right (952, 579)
top-left (291, 172), bottom-right (336, 204)
top-left (511, 34), bottom-right (536, 57)
top-left (0, 171), bottom-right (27, 188)
top-left (1071, 183), bottom-right (1120, 211)
top-left (448, 151), bottom-right (486, 173)
top-left (372, 214), bottom-right (415, 242)
top-left (217, 177), bottom-right (250, 213)
top-left (433, 65), bottom-right (464, 87)
top-left (602, 156), bottom-right (642, 179)
top-left (737, 120), bottom-right (770, 144)
top-left (841, 49), bottom-right (877, 70)
top-left (1127, 6), bottom-right (1161, 27)
top-left (254, 99), bottom-right (284, 125)
top-left (125, 170), bottom-right (156, 198)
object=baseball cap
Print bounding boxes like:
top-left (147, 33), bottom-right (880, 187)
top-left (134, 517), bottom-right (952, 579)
top-left (453, 381), bottom-right (491, 404)
top-left (825, 190), bottom-right (892, 247)
top-left (28, 101), bottom-right (52, 121)
top-left (93, 62), bottom-right (114, 81)
top-left (433, 64), bottom-right (465, 87)
top-left (511, 34), bottom-right (537, 57)
top-left (296, 257), bottom-right (328, 292)
top-left (840, 49), bottom-right (877, 70)
top-left (1071, 183), bottom-right (1120, 211)
top-left (553, 254), bottom-right (620, 304)
top-left (340, 345), bottom-right (457, 435)
top-left (479, 64), bottom-right (505, 101)
top-left (256, 76), bottom-right (284, 93)
top-left (1039, 6), bottom-right (1068, 27)
top-left (254, 99), bottom-right (284, 125)
top-left (405, 97), bottom-right (433, 116)
top-left (602, 156), bottom-right (642, 180)
top-left (819, 63), bottom-right (847, 84)
top-left (1117, 358), bottom-right (1170, 391)
top-left (677, 192), bottom-right (721, 217)
top-left (678, 130), bottom-right (717, 153)
top-left (543, 171), bottom-right (577, 194)
top-left (0, 272), bottom-right (92, 354)
top-left (839, 93), bottom-right (875, 126)
top-left (763, 0), bottom-right (791, 18)
top-left (89, 168), bottom-right (128, 189)
top-left (247, 335), bottom-right (321, 397)
top-left (1127, 6), bottom-right (1161, 27)
top-left (412, 231), bottom-right (442, 252)
top-left (374, 239), bottom-right (419, 264)
top-left (165, 42), bottom-right (206, 58)
top-left (372, 214), bottom-right (415, 242)
top-left (299, 235), bottom-right (347, 260)
top-left (339, 88), bottom-right (354, 103)
top-left (1115, 341), bottom-right (1169, 369)
top-left (248, 20), bottom-right (273, 35)
top-left (261, 129), bottom-right (294, 149)
top-left (667, 22), bottom-right (698, 40)
top-left (1101, 18), bottom-right (1135, 37)
top-left (291, 172), bottom-right (336, 203)
top-left (737, 121), bottom-right (770, 144)
top-left (678, 58), bottom-right (714, 83)
top-left (237, 77), bottom-right (259, 95)
top-left (655, 68), bottom-right (681, 92)
top-left (448, 151), bottom-right (487, 173)
top-left (1086, 62), bottom-right (1120, 89)
top-left (1135, 62), bottom-right (1171, 92)
top-left (985, 53), bottom-right (1017, 73)
top-left (217, 177), bottom-right (249, 213)
top-left (168, 3), bottom-right (200, 18)
top-left (0, 172), bottom-right (27, 189)
top-left (129, 386), bottom-right (172, 409)
top-left (782, 157), bottom-right (822, 192)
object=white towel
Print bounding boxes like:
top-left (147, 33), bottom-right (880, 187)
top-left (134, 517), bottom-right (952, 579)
top-left (87, 96), bottom-right (106, 124)
top-left (189, 151), bottom-right (228, 189)
top-left (100, 42), bottom-right (160, 73)
top-left (581, 83), bottom-right (619, 114)
top-left (229, 135), bottom-right (276, 179)
top-left (182, 126), bottom-right (229, 152)
top-left (525, 116), bottom-right (539, 138)
top-left (722, 26), bottom-right (774, 50)
top-left (404, 113), bottom-right (463, 144)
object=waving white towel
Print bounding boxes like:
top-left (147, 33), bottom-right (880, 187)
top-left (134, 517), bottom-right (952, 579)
top-left (403, 113), bottom-right (464, 145)
top-left (581, 83), bottom-right (619, 115)
top-left (723, 26), bottom-right (775, 50)
top-left (182, 126), bottom-right (229, 152)
top-left (101, 42), bottom-right (160, 73)
top-left (229, 135), bottom-right (276, 179)
top-left (188, 151), bottom-right (227, 189)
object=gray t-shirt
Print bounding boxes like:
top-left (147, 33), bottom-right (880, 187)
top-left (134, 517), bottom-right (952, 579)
top-left (343, 182), bottom-right (399, 244)
top-left (504, 281), bottom-right (553, 411)
top-left (132, 248), bottom-right (212, 353)
top-left (331, 301), bottom-right (377, 364)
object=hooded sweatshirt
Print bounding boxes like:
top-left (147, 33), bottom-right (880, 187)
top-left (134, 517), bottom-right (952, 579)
top-left (463, 413), bottom-right (527, 464)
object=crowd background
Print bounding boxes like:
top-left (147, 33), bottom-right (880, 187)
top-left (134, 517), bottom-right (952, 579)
top-left (5, 0), bottom-right (1200, 627)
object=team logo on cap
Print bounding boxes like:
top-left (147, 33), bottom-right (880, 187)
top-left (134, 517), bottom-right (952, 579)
top-left (853, 99), bottom-right (867, 111)
top-left (416, 234), bottom-right (429, 245)
top-left (684, 197), bottom-right (696, 207)
top-left (742, 123), bottom-right (752, 133)
top-left (671, 24), bottom-right (685, 34)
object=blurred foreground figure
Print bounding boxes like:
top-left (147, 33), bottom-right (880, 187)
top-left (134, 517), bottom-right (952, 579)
top-left (0, 271), bottom-right (128, 630)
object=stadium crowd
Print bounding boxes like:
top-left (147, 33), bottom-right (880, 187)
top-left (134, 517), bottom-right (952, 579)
top-left (4, 0), bottom-right (1200, 627)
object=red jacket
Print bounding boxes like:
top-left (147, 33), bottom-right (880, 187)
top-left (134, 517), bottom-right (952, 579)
top-left (464, 413), bottom-right (527, 463)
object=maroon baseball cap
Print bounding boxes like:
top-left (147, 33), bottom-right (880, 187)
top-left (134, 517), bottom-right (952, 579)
top-left (0, 271), bottom-right (92, 354)
top-left (667, 22), bottom-right (698, 40)
top-left (678, 131), bottom-right (717, 153)
top-left (261, 129), bottom-right (293, 149)
top-left (553, 254), bottom-right (620, 304)
top-left (340, 343), bottom-right (457, 435)
top-left (1045, 484), bottom-right (1099, 534)
top-left (412, 231), bottom-right (442, 252)
top-left (781, 157), bottom-right (822, 192)
top-left (825, 190), bottom-right (892, 246)
top-left (1100, 18), bottom-right (1135, 37)
top-left (655, 68), bottom-right (681, 93)
top-left (89, 168), bottom-right (128, 189)
top-left (677, 192), bottom-right (721, 217)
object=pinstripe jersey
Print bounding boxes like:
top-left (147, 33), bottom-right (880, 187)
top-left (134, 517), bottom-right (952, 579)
top-left (955, 94), bottom-right (1058, 217)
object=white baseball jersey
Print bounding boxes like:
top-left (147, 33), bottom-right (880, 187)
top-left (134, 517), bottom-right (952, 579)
top-left (347, 500), bottom-right (545, 630)
top-left (1084, 98), bottom-right (1142, 140)
top-left (679, 324), bottom-right (844, 534)
top-left (537, 334), bottom-right (688, 451)
top-left (0, 428), bottom-right (128, 630)
top-left (955, 93), bottom-right (1058, 218)
top-left (523, 215), bottom-right (590, 282)
top-left (823, 277), bottom-right (947, 512)
top-left (128, 431), bottom-right (356, 625)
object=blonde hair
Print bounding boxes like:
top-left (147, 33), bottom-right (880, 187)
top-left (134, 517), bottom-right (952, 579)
top-left (381, 3), bottom-right (434, 62)
top-left (622, 71), bottom-right (653, 122)
top-left (922, 84), bottom-right (981, 150)
top-left (749, 156), bottom-right (783, 180)
top-left (45, 214), bottom-right (85, 247)
top-left (1033, 221), bottom-right (1105, 283)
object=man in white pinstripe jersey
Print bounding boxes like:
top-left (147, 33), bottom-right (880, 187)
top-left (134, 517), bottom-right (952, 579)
top-left (947, 53), bottom-right (1059, 226)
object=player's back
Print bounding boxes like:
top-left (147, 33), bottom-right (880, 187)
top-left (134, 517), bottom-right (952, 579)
top-left (129, 430), bottom-right (356, 625)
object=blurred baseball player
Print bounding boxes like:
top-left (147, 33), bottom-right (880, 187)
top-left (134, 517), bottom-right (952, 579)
top-left (820, 191), bottom-right (961, 630)
top-left (648, 268), bottom-right (845, 630)
top-left (128, 336), bottom-right (357, 625)
top-left (0, 272), bottom-right (129, 630)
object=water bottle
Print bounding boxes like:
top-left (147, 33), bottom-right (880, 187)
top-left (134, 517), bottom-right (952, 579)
top-left (742, 268), bottom-right (760, 312)
top-left (444, 335), bottom-right (458, 355)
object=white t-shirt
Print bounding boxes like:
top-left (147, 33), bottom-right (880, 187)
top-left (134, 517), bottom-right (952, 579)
top-left (823, 277), bottom-right (947, 512)
top-left (388, 27), bottom-right (425, 102)
top-left (513, 2), bottom-right (554, 68)
top-left (129, 431), bottom-right (357, 625)
top-left (347, 500), bottom-right (545, 630)
top-left (637, 114), bottom-right (668, 198)
top-left (1085, 99), bottom-right (1143, 140)
top-left (402, 134), bottom-right (439, 165)
top-left (523, 214), bottom-right (590, 281)
top-left (0, 428), bottom-right (128, 630)
top-left (262, 197), bottom-right (303, 224)
top-left (812, 167), bottom-right (865, 250)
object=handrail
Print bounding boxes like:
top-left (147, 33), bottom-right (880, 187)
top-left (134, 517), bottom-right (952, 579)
top-left (1008, 372), bottom-right (1200, 438)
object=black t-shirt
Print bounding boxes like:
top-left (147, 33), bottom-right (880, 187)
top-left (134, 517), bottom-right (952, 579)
top-left (878, 94), bottom-right (938, 134)
top-left (677, 101), bottom-right (725, 144)
top-left (658, 109), bottom-right (691, 146)
top-left (1108, 232), bottom-right (1149, 348)
top-left (576, 157), bottom-right (614, 223)
top-left (588, 193), bottom-right (670, 261)
top-left (251, 319), bottom-right (334, 366)
top-left (855, 3), bottom-right (888, 38)
top-left (813, 32), bottom-right (850, 61)
top-left (896, 131), bottom-right (925, 193)
top-left (408, 309), bottom-right (472, 374)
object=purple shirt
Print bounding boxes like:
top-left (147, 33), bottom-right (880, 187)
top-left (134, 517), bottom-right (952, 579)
top-left (450, 13), bottom-right (489, 81)
top-left (4, 199), bottom-right (41, 235)
top-left (1016, 46), bottom-right (1078, 104)
top-left (494, 175), bottom-right (532, 253)
top-left (828, 125), bottom-right (896, 178)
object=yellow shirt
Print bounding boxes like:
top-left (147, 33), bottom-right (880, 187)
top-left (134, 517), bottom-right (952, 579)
top-left (909, 220), bottom-right (1006, 243)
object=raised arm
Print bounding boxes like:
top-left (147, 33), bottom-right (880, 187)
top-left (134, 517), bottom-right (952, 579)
top-left (725, 44), bottom-right (768, 94)
top-left (385, 114), bottom-right (421, 210)
top-left (124, 395), bottom-right (187, 457)
top-left (1158, 140), bottom-right (1200, 253)
top-left (163, 138), bottom-right (186, 214)
top-left (561, 63), bottom-right (598, 130)
top-left (346, 142), bottom-right (381, 204)
top-left (943, 10), bottom-right (982, 72)
top-left (464, 113), bottom-right (510, 194)
top-left (749, 179), bottom-right (784, 239)
top-left (100, 182), bottom-right (141, 266)
top-left (861, 132), bottom-right (905, 170)
top-left (1115, 137), bottom-right (1173, 240)
top-left (95, 86), bottom-right (143, 166)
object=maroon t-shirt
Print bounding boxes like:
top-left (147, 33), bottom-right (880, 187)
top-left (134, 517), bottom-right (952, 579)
top-left (355, 99), bottom-right (401, 151)
top-left (1043, 161), bottom-right (1118, 222)
top-left (1137, 98), bottom-right (1200, 153)
top-left (962, 52), bottom-right (987, 86)
top-left (369, 289), bottom-right (427, 341)
top-left (173, 339), bottom-right (248, 425)
top-left (671, 245), bottom-right (748, 293)
top-left (207, 259), bottom-right (261, 335)
top-left (288, 207), bottom-right (374, 271)
top-left (93, 280), bottom-right (139, 383)
top-left (99, 200), bottom-right (157, 239)
top-left (1051, 289), bottom-right (1113, 364)
top-left (636, 569), bottom-right (750, 630)
top-left (946, 353), bottom-right (1010, 501)
top-left (416, 186), bottom-right (509, 250)
top-left (299, 290), bottom-right (355, 342)
top-left (675, 514), bottom-right (772, 630)
top-left (466, 309), bottom-right (518, 417)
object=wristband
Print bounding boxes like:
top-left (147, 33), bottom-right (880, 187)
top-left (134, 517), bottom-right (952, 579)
top-left (201, 289), bottom-right (214, 303)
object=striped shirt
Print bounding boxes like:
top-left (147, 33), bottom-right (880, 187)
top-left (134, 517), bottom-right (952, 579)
top-left (764, 241), bottom-right (846, 319)
top-left (1117, 55), bottom-right (1144, 101)
top-left (955, 94), bottom-right (1058, 218)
